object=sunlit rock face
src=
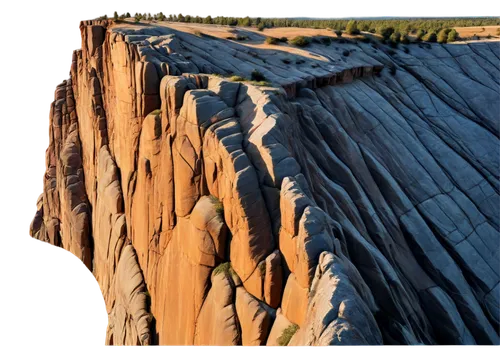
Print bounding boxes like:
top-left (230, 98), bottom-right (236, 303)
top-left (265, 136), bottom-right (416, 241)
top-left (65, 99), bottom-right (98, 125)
top-left (31, 19), bottom-right (499, 345)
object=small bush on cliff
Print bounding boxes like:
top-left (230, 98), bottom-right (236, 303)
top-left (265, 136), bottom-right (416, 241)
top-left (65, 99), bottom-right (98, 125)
top-left (213, 262), bottom-right (232, 276)
top-left (258, 23), bottom-right (265, 31)
top-left (437, 28), bottom-right (452, 43)
top-left (229, 75), bottom-right (247, 82)
top-left (258, 261), bottom-right (266, 275)
top-left (289, 36), bottom-right (311, 47)
top-left (209, 195), bottom-right (224, 216)
top-left (378, 26), bottom-right (395, 40)
top-left (415, 29), bottom-right (426, 42)
top-left (251, 69), bottom-right (267, 82)
top-left (447, 29), bottom-right (458, 42)
top-left (334, 30), bottom-right (343, 37)
top-left (346, 20), bottom-right (360, 35)
top-left (278, 324), bottom-right (299, 346)
top-left (265, 36), bottom-right (279, 45)
top-left (279, 37), bottom-right (288, 42)
top-left (423, 32), bottom-right (437, 43)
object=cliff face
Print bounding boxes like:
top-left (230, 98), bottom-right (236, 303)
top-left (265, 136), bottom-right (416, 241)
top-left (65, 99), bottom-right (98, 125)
top-left (30, 20), bottom-right (500, 345)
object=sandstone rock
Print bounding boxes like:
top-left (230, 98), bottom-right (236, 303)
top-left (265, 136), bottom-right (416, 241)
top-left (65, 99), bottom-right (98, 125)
top-left (194, 270), bottom-right (240, 345)
top-left (235, 286), bottom-right (274, 345)
top-left (31, 20), bottom-right (500, 346)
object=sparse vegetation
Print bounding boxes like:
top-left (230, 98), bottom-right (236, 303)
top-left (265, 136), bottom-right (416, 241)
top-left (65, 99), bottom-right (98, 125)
top-left (209, 195), bottom-right (224, 216)
top-left (277, 324), bottom-right (299, 346)
top-left (265, 36), bottom-right (279, 45)
top-left (258, 261), bottom-right (266, 275)
top-left (213, 262), bottom-right (232, 276)
top-left (289, 36), bottom-right (311, 47)
top-left (96, 12), bottom-right (500, 36)
top-left (149, 109), bottom-right (162, 116)
top-left (229, 75), bottom-right (247, 82)
top-left (346, 20), bottom-right (360, 35)
top-left (251, 69), bottom-right (267, 82)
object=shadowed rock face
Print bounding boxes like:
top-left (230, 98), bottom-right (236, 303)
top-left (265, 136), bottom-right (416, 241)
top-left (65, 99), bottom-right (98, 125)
top-left (30, 19), bottom-right (500, 345)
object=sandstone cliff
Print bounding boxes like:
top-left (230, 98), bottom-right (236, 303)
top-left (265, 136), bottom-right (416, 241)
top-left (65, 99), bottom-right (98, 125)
top-left (30, 20), bottom-right (500, 345)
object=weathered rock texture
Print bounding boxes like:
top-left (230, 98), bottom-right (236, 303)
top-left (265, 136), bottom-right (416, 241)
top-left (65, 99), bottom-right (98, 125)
top-left (30, 20), bottom-right (500, 345)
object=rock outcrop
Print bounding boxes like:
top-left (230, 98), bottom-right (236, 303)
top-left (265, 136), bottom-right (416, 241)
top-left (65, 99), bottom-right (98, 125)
top-left (31, 19), bottom-right (500, 345)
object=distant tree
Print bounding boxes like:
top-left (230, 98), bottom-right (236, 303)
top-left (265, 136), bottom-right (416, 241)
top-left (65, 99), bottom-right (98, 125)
top-left (346, 20), bottom-right (360, 35)
top-left (204, 15), bottom-right (213, 24)
top-left (168, 14), bottom-right (173, 21)
top-left (424, 32), bottom-right (437, 42)
top-left (240, 16), bottom-right (252, 27)
top-left (258, 22), bottom-right (265, 31)
top-left (437, 28), bottom-right (451, 43)
top-left (126, 12), bottom-right (131, 18)
top-left (255, 17), bottom-right (262, 25)
top-left (178, 13), bottom-right (185, 22)
top-left (416, 29), bottom-right (425, 40)
top-left (186, 15), bottom-right (192, 23)
top-left (401, 33), bottom-right (410, 44)
top-left (378, 26), bottom-right (395, 39)
top-left (113, 11), bottom-right (119, 21)
top-left (447, 29), bottom-right (458, 42)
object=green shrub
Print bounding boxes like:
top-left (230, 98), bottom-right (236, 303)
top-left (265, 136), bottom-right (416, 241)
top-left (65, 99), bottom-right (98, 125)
top-left (235, 35), bottom-right (248, 41)
top-left (437, 28), bottom-right (452, 43)
top-left (447, 29), bottom-right (458, 42)
top-left (401, 34), bottom-right (410, 44)
top-left (149, 109), bottom-right (161, 116)
top-left (279, 37), bottom-right (288, 42)
top-left (258, 23), bottom-right (265, 31)
top-left (346, 20), bottom-right (360, 35)
top-left (378, 26), bottom-right (395, 39)
top-left (239, 16), bottom-right (252, 27)
top-left (277, 324), bottom-right (299, 346)
top-left (209, 195), bottom-right (224, 216)
top-left (424, 32), bottom-right (437, 42)
top-left (265, 36), bottom-right (279, 45)
top-left (334, 30), bottom-right (343, 37)
top-left (289, 36), bottom-right (311, 47)
top-left (251, 69), bottom-right (266, 82)
top-left (415, 29), bottom-right (426, 41)
top-left (213, 262), bottom-right (232, 276)
top-left (229, 75), bottom-right (246, 82)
